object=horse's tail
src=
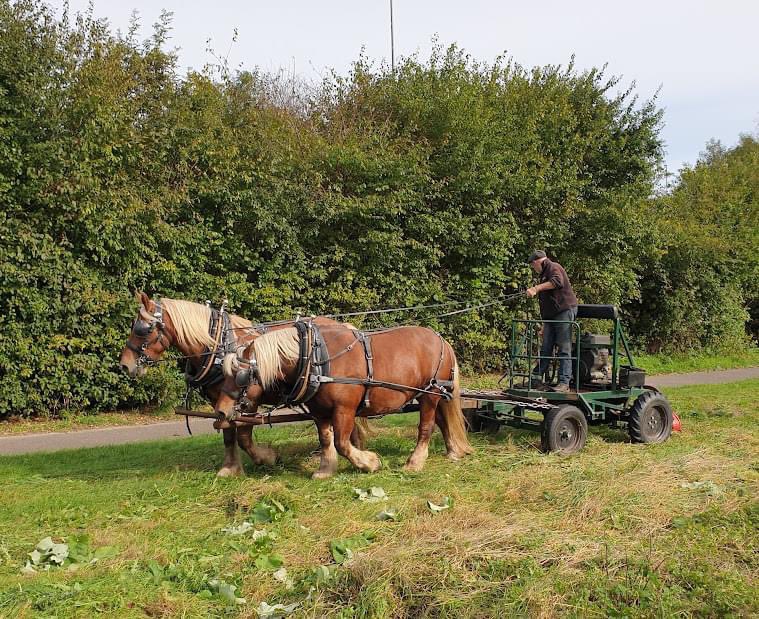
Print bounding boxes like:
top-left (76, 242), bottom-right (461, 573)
top-left (437, 352), bottom-right (474, 458)
top-left (352, 417), bottom-right (372, 450)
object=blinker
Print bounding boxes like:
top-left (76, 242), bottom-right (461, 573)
top-left (133, 319), bottom-right (155, 337)
top-left (235, 368), bottom-right (252, 388)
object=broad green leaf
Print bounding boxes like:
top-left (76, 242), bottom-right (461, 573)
top-left (255, 553), bottom-right (284, 571)
top-left (427, 497), bottom-right (453, 513)
top-left (147, 560), bottom-right (164, 585)
top-left (256, 601), bottom-right (300, 617)
top-left (222, 521), bottom-right (255, 535)
top-left (353, 486), bottom-right (388, 502)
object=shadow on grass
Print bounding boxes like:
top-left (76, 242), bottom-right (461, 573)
top-left (0, 435), bottom-right (230, 481)
top-left (0, 415), bottom-right (641, 484)
top-left (471, 423), bottom-right (631, 450)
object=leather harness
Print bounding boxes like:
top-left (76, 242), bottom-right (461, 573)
top-left (128, 300), bottom-right (251, 401)
top-left (232, 319), bottom-right (455, 417)
top-left (185, 308), bottom-right (237, 397)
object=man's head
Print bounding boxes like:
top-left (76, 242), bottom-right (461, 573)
top-left (527, 250), bottom-right (547, 273)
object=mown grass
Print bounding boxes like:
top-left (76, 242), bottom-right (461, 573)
top-left (634, 346), bottom-right (759, 375)
top-left (0, 381), bottom-right (757, 618)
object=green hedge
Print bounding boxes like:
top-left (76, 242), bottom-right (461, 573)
top-left (0, 1), bottom-right (754, 417)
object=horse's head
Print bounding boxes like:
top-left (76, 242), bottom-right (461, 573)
top-left (119, 291), bottom-right (171, 378)
top-left (215, 346), bottom-right (264, 419)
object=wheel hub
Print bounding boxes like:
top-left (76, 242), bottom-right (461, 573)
top-left (558, 423), bottom-right (575, 446)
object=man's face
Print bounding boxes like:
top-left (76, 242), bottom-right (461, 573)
top-left (530, 259), bottom-right (543, 274)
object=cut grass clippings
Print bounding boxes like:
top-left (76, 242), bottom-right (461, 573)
top-left (0, 381), bottom-right (757, 617)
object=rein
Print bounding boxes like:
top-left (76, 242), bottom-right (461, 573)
top-left (223, 291), bottom-right (527, 334)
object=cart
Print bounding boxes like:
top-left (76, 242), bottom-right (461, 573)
top-left (460, 304), bottom-right (675, 454)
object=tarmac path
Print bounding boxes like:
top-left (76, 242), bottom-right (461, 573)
top-left (1, 367), bottom-right (757, 456)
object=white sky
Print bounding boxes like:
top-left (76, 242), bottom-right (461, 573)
top-left (54, 0), bottom-right (759, 175)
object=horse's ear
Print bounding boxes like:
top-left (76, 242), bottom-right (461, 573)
top-left (139, 291), bottom-right (152, 310)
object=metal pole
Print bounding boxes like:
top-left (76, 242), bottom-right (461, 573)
top-left (390, 0), bottom-right (395, 72)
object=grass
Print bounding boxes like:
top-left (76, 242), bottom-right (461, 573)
top-left (634, 346), bottom-right (759, 375)
top-left (0, 408), bottom-right (177, 436)
top-left (0, 380), bottom-right (757, 617)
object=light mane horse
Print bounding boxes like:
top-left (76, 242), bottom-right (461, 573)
top-left (119, 292), bottom-right (366, 477)
top-left (216, 324), bottom-right (473, 478)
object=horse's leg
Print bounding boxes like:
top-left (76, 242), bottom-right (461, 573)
top-left (333, 407), bottom-right (381, 473)
top-left (404, 395), bottom-right (438, 472)
top-left (217, 427), bottom-right (245, 477)
top-left (312, 418), bottom-right (339, 479)
top-left (236, 426), bottom-right (277, 467)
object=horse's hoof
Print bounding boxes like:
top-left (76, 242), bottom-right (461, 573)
top-left (364, 452), bottom-right (382, 473)
top-left (217, 466), bottom-right (245, 478)
top-left (446, 452), bottom-right (462, 462)
top-left (311, 470), bottom-right (335, 480)
top-left (252, 447), bottom-right (277, 467)
top-left (403, 462), bottom-right (424, 473)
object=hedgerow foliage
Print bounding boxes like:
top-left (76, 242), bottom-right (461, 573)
top-left (627, 136), bottom-right (759, 350)
top-left (0, 1), bottom-right (752, 417)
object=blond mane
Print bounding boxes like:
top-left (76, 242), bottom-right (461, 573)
top-left (160, 299), bottom-right (218, 350)
top-left (252, 328), bottom-right (300, 389)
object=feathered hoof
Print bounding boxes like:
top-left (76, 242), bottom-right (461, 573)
top-left (311, 469), bottom-right (335, 480)
top-left (403, 461), bottom-right (424, 473)
top-left (216, 465), bottom-right (245, 478)
top-left (362, 452), bottom-right (382, 473)
top-left (251, 446), bottom-right (278, 467)
top-left (445, 451), bottom-right (462, 462)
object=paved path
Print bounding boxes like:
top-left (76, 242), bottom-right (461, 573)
top-left (645, 366), bottom-right (759, 388)
top-left (0, 416), bottom-right (220, 456)
top-left (1, 367), bottom-right (757, 456)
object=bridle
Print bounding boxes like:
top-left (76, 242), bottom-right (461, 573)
top-left (217, 344), bottom-right (263, 418)
top-left (126, 301), bottom-right (168, 368)
top-left (234, 347), bottom-right (260, 390)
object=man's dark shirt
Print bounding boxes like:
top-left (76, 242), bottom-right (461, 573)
top-left (537, 259), bottom-right (578, 319)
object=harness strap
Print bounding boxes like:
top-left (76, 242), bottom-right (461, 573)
top-left (186, 308), bottom-right (228, 391)
top-left (355, 330), bottom-right (374, 410)
top-left (314, 375), bottom-right (454, 401)
top-left (288, 320), bottom-right (315, 404)
top-left (425, 333), bottom-right (451, 398)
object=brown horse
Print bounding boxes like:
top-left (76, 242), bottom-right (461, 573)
top-left (215, 323), bottom-right (473, 478)
top-left (118, 292), bottom-right (364, 477)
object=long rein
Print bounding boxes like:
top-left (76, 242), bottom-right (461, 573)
top-left (140, 291), bottom-right (527, 369)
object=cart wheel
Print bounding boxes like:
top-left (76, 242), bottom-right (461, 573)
top-left (628, 391), bottom-right (672, 444)
top-left (541, 405), bottom-right (588, 455)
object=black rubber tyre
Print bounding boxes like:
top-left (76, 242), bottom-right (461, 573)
top-left (541, 405), bottom-right (588, 455)
top-left (628, 391), bottom-right (673, 444)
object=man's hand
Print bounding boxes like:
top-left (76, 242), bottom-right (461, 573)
top-left (526, 286), bottom-right (538, 298)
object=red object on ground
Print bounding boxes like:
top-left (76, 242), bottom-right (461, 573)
top-left (672, 412), bottom-right (682, 432)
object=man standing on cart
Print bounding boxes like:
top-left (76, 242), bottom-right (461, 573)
top-left (525, 250), bottom-right (578, 393)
